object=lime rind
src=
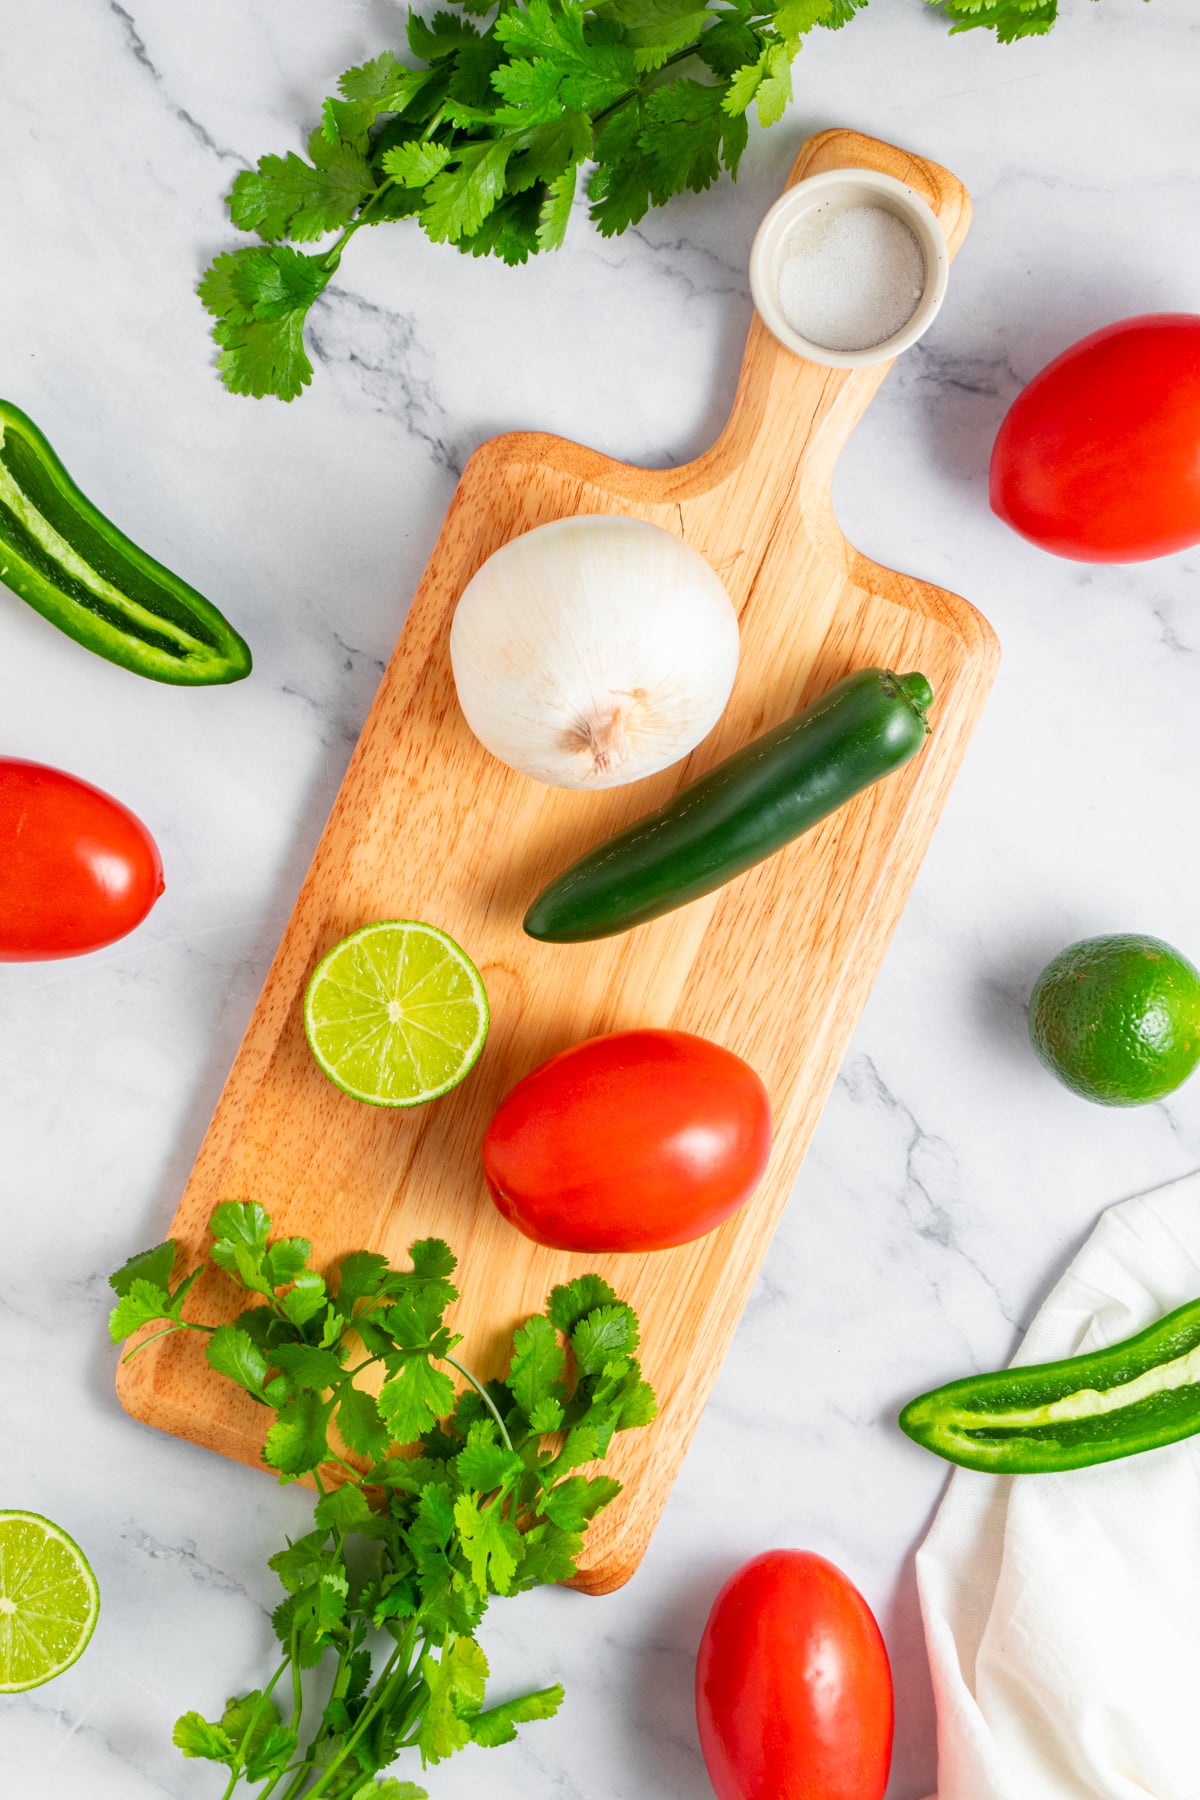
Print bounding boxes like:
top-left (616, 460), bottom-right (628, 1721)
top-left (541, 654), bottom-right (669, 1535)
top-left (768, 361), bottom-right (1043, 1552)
top-left (304, 920), bottom-right (490, 1108)
top-left (1029, 933), bottom-right (1200, 1107)
top-left (0, 1510), bottom-right (100, 1693)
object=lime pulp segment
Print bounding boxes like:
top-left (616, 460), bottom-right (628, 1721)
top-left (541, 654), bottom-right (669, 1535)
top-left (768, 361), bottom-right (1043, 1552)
top-left (304, 920), bottom-right (490, 1107)
top-left (0, 1511), bottom-right (100, 1693)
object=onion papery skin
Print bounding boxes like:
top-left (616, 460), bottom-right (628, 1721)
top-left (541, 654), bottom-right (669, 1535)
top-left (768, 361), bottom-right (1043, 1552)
top-left (449, 514), bottom-right (740, 789)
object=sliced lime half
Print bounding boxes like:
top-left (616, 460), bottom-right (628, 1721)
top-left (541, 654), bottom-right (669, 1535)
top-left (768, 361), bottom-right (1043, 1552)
top-left (304, 919), bottom-right (490, 1107)
top-left (0, 1510), bottom-right (100, 1693)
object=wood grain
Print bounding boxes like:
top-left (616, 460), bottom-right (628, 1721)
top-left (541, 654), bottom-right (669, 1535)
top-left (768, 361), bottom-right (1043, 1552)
top-left (117, 129), bottom-right (998, 1593)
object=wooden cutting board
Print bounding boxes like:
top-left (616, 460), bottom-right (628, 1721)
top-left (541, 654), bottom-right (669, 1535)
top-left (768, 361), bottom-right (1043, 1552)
top-left (118, 127), bottom-right (998, 1593)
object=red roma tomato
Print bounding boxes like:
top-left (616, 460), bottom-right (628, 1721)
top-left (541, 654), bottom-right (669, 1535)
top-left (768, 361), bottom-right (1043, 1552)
top-left (0, 758), bottom-right (164, 960)
top-left (482, 1029), bottom-right (772, 1253)
top-left (695, 1550), bottom-right (893, 1800)
top-left (990, 313), bottom-right (1200, 561)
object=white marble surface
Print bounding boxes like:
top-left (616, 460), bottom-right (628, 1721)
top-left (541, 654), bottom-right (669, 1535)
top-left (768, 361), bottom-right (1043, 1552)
top-left (3, 1), bottom-right (1199, 1794)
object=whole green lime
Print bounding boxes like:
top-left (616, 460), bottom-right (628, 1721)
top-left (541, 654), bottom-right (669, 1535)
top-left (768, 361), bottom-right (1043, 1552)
top-left (1029, 934), bottom-right (1200, 1106)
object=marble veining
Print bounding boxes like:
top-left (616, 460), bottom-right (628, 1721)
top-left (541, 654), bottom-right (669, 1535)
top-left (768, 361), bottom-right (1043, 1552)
top-left (2, 1), bottom-right (1198, 1795)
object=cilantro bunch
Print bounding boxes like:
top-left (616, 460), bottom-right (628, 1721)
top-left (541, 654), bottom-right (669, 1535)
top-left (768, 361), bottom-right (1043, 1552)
top-left (110, 1203), bottom-right (656, 1798)
top-left (198, 0), bottom-right (1091, 401)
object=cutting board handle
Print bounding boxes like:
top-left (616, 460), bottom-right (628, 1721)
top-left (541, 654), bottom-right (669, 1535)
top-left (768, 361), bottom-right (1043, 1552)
top-left (688, 128), bottom-right (971, 537)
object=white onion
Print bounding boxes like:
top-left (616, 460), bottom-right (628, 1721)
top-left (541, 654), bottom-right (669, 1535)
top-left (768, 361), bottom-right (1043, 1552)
top-left (449, 514), bottom-right (739, 789)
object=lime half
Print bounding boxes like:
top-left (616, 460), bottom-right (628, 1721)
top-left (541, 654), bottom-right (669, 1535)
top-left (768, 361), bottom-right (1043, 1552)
top-left (0, 1511), bottom-right (100, 1692)
top-left (304, 920), bottom-right (490, 1107)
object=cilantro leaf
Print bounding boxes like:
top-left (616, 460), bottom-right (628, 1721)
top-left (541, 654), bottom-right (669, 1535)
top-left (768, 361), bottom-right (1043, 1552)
top-left (640, 79), bottom-right (748, 195)
top-left (339, 51), bottom-right (439, 109)
top-left (109, 1279), bottom-right (172, 1343)
top-left (173, 1713), bottom-right (235, 1762)
top-left (280, 1269), bottom-right (328, 1326)
top-left (378, 1358), bottom-right (457, 1443)
top-left (336, 1384), bottom-right (391, 1461)
top-left (265, 1237), bottom-right (312, 1289)
top-left (314, 1484), bottom-right (383, 1537)
top-left (410, 1237), bottom-right (458, 1281)
top-left (595, 0), bottom-right (712, 68)
top-left (229, 138), bottom-right (375, 243)
top-left (218, 1691), bottom-right (286, 1774)
top-left (264, 1391), bottom-right (333, 1478)
top-left (527, 1395), bottom-right (566, 1433)
top-left (467, 1684), bottom-right (564, 1747)
top-left (616, 1370), bottom-right (659, 1428)
top-left (416, 1637), bottom-right (489, 1763)
top-left (408, 10), bottom-right (482, 60)
top-left (352, 1782), bottom-right (429, 1799)
top-left (207, 1200), bottom-right (272, 1293)
top-left (546, 1273), bottom-right (618, 1335)
top-left (335, 1250), bottom-right (392, 1308)
top-left (541, 1473), bottom-right (622, 1530)
top-left (933, 0), bottom-right (1058, 39)
top-left (571, 1302), bottom-right (639, 1374)
top-left (382, 141), bottom-right (455, 187)
top-left (455, 1422), bottom-right (524, 1495)
top-left (198, 247), bottom-right (331, 402)
top-left (420, 138), bottom-right (517, 242)
top-left (109, 1239), bottom-right (176, 1298)
top-left (774, 0), bottom-right (837, 38)
top-left (206, 1324), bottom-right (270, 1400)
top-left (270, 1342), bottom-right (345, 1391)
top-left (453, 1493), bottom-right (522, 1595)
top-left (511, 1520), bottom-right (583, 1587)
top-left (456, 189), bottom-right (544, 264)
top-left (507, 1313), bottom-right (566, 1416)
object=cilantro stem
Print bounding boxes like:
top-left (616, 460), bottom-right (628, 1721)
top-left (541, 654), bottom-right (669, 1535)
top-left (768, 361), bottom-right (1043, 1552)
top-left (443, 1353), bottom-right (514, 1452)
top-left (120, 1318), bottom-right (215, 1363)
top-left (281, 1636), bottom-right (413, 1800)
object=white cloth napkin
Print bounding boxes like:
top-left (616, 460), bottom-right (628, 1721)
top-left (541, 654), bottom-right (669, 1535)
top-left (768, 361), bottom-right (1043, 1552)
top-left (916, 1169), bottom-right (1200, 1800)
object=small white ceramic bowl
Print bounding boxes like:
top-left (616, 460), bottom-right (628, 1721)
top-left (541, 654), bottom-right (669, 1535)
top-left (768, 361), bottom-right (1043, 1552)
top-left (748, 168), bottom-right (949, 368)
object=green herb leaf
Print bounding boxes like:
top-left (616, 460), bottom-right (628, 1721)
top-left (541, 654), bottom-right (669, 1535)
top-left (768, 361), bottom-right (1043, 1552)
top-left (229, 140), bottom-right (375, 243)
top-left (280, 1269), bottom-right (329, 1326)
top-left (409, 1239), bottom-right (458, 1280)
top-left (420, 139), bottom-right (517, 242)
top-left (571, 1302), bottom-right (639, 1374)
top-left (453, 1493), bottom-right (523, 1595)
top-left (546, 1273), bottom-right (619, 1335)
top-left (109, 1239), bottom-right (176, 1298)
top-left (455, 1422), bottom-right (524, 1495)
top-left (352, 1781), bottom-right (429, 1799)
top-left (314, 1483), bottom-right (384, 1536)
top-left (932, 0), bottom-right (1059, 41)
top-left (206, 1324), bottom-right (270, 1400)
top-left (335, 1250), bottom-right (393, 1308)
top-left (416, 1637), bottom-right (489, 1763)
top-left (270, 1342), bottom-right (346, 1392)
top-left (507, 1313), bottom-right (566, 1416)
top-left (173, 1713), bottom-right (235, 1762)
top-left (381, 140), bottom-right (456, 187)
top-left (467, 1683), bottom-right (564, 1746)
top-left (336, 1384), bottom-right (392, 1460)
top-left (541, 1473), bottom-right (622, 1530)
top-left (109, 1279), bottom-right (172, 1343)
top-left (264, 1390), bottom-right (333, 1477)
top-left (218, 1690), bottom-right (285, 1773)
top-left (378, 1358), bottom-right (457, 1443)
top-left (265, 1237), bottom-right (313, 1289)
